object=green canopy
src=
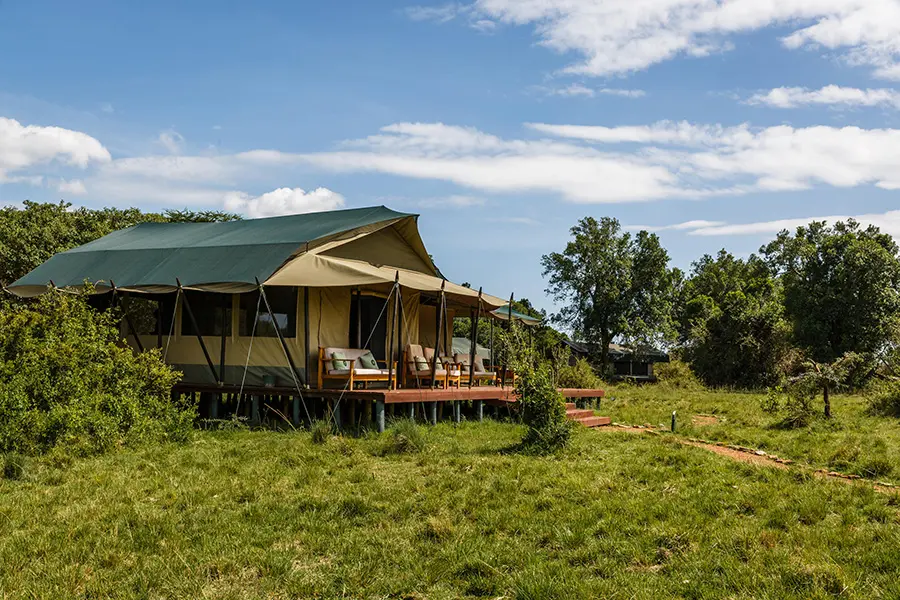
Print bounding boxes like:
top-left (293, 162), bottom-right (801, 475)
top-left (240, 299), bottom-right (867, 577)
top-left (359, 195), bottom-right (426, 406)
top-left (490, 305), bottom-right (542, 326)
top-left (8, 206), bottom-right (431, 297)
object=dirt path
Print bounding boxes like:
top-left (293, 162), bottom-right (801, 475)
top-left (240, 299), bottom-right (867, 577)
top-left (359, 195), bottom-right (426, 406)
top-left (602, 422), bottom-right (898, 495)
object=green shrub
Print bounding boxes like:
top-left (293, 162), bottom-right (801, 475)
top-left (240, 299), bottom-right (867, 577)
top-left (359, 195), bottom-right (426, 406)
top-left (516, 363), bottom-right (572, 454)
top-left (866, 379), bottom-right (900, 417)
top-left (0, 290), bottom-right (191, 456)
top-left (555, 357), bottom-right (602, 389)
top-left (654, 359), bottom-right (702, 389)
top-left (1, 452), bottom-right (28, 480)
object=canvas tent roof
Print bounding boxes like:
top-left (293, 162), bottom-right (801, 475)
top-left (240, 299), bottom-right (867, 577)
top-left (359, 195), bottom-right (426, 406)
top-left (7, 205), bottom-right (506, 309)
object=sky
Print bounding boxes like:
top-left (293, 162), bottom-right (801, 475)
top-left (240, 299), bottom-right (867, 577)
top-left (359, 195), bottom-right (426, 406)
top-left (2, 0), bottom-right (900, 312)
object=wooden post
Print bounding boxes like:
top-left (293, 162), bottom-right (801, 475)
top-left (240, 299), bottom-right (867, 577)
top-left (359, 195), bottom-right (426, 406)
top-left (475, 400), bottom-right (484, 421)
top-left (375, 400), bottom-right (385, 433)
top-left (292, 396), bottom-right (301, 426)
top-left (432, 281), bottom-right (446, 389)
top-left (453, 401), bottom-right (461, 423)
top-left (256, 279), bottom-right (306, 388)
top-left (469, 288), bottom-right (483, 388)
top-left (364, 399), bottom-right (373, 427)
top-left (332, 400), bottom-right (342, 431)
top-left (176, 279), bottom-right (219, 383)
top-left (428, 402), bottom-right (437, 425)
top-left (407, 402), bottom-right (415, 420)
top-left (387, 274), bottom-right (399, 390)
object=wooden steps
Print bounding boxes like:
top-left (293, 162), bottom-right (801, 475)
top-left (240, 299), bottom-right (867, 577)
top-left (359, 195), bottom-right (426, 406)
top-left (564, 402), bottom-right (611, 428)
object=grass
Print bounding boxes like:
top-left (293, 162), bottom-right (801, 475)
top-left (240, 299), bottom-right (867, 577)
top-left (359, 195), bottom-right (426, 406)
top-left (601, 382), bottom-right (900, 483)
top-left (2, 418), bottom-right (900, 598)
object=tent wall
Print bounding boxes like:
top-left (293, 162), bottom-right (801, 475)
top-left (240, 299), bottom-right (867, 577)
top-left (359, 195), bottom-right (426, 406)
top-left (418, 304), bottom-right (455, 356)
top-left (323, 226), bottom-right (435, 275)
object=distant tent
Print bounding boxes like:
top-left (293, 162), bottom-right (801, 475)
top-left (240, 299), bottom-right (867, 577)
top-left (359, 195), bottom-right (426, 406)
top-left (490, 305), bottom-right (541, 326)
top-left (451, 336), bottom-right (491, 360)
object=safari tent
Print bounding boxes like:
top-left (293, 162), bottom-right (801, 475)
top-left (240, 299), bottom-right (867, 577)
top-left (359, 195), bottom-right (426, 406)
top-left (7, 206), bottom-right (507, 390)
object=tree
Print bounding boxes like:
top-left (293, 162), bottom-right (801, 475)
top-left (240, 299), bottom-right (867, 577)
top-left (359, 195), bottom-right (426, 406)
top-left (541, 217), bottom-right (677, 376)
top-left (678, 250), bottom-right (791, 387)
top-left (0, 201), bottom-right (240, 287)
top-left (762, 219), bottom-right (900, 363)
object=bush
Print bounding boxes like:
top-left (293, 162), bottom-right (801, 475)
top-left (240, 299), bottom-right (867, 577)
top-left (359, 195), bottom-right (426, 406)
top-left (555, 357), bottom-right (602, 389)
top-left (866, 379), bottom-right (900, 417)
top-left (0, 290), bottom-right (192, 456)
top-left (762, 387), bottom-right (815, 429)
top-left (516, 363), bottom-right (572, 454)
top-left (654, 359), bottom-right (702, 389)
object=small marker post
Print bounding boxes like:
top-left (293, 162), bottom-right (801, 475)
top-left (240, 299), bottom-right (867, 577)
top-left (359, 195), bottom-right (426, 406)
top-left (671, 411), bottom-right (677, 432)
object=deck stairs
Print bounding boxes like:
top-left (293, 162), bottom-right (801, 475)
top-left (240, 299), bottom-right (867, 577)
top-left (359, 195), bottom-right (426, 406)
top-left (565, 402), bottom-right (611, 428)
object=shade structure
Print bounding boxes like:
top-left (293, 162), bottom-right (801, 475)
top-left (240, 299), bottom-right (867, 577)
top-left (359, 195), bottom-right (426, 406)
top-left (6, 205), bottom-right (506, 308)
top-left (490, 305), bottom-right (542, 326)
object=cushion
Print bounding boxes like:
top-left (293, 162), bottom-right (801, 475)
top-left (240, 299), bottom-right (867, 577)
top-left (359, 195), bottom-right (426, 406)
top-left (331, 351), bottom-right (350, 371)
top-left (359, 352), bottom-right (378, 369)
top-left (352, 368), bottom-right (384, 376)
top-left (414, 356), bottom-right (429, 371)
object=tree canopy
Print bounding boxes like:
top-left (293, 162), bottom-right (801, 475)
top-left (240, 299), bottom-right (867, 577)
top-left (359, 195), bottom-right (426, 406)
top-left (762, 219), bottom-right (900, 363)
top-left (541, 217), bottom-right (677, 374)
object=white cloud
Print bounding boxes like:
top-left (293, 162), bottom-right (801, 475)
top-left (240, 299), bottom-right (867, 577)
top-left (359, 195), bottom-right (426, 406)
top-left (413, 0), bottom-right (900, 79)
top-left (748, 85), bottom-right (900, 109)
top-left (223, 187), bottom-right (346, 218)
top-left (297, 120), bottom-right (900, 203)
top-left (57, 178), bottom-right (87, 196)
top-left (157, 129), bottom-right (185, 155)
top-left (638, 211), bottom-right (900, 238)
top-left (403, 3), bottom-right (465, 23)
top-left (629, 220), bottom-right (727, 232)
top-left (0, 117), bottom-right (110, 182)
top-left (597, 88), bottom-right (647, 98)
top-left (100, 103), bottom-right (114, 114)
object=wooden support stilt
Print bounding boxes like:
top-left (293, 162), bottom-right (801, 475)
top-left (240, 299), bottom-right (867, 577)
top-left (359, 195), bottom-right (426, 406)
top-left (475, 400), bottom-right (484, 421)
top-left (428, 402), bottom-right (438, 425)
top-left (210, 394), bottom-right (219, 419)
top-left (407, 402), bottom-right (415, 420)
top-left (453, 401), bottom-right (461, 423)
top-left (292, 396), bottom-right (301, 426)
top-left (375, 400), bottom-right (386, 433)
top-left (364, 399), bottom-right (373, 426)
top-left (251, 395), bottom-right (260, 424)
top-left (333, 400), bottom-right (342, 431)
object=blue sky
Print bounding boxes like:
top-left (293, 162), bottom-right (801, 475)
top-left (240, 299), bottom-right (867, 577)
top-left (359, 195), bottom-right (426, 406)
top-left (2, 0), bottom-right (900, 311)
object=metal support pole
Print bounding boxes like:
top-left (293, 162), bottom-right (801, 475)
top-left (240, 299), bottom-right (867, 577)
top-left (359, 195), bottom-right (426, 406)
top-left (210, 394), bottom-right (220, 419)
top-left (256, 278), bottom-right (305, 387)
top-left (292, 396), bottom-right (301, 426)
top-left (111, 282), bottom-right (144, 353)
top-left (332, 401), bottom-right (342, 431)
top-left (251, 395), bottom-right (260, 424)
top-left (469, 288), bottom-right (483, 388)
top-left (407, 402), bottom-right (415, 420)
top-left (218, 294), bottom-right (228, 385)
top-left (375, 400), bottom-right (386, 433)
top-left (157, 298), bottom-right (163, 349)
top-left (304, 287), bottom-right (310, 387)
top-left (396, 283), bottom-right (403, 388)
top-left (453, 401), bottom-right (461, 423)
top-left (387, 274), bottom-right (400, 390)
top-left (475, 400), bottom-right (484, 421)
top-left (428, 401), bottom-right (437, 425)
top-left (432, 281), bottom-right (446, 388)
top-left (176, 279), bottom-right (218, 383)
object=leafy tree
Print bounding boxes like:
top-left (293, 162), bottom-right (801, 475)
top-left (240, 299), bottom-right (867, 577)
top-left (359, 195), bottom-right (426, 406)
top-left (0, 201), bottom-right (240, 287)
top-left (762, 219), bottom-right (900, 362)
top-left (541, 217), bottom-right (677, 375)
top-left (678, 250), bottom-right (791, 387)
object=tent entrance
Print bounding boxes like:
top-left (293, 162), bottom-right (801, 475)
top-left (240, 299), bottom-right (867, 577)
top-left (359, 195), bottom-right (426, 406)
top-left (350, 293), bottom-right (388, 361)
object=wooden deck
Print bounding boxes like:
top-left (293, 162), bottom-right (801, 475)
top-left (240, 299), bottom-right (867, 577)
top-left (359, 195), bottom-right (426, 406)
top-left (174, 383), bottom-right (605, 404)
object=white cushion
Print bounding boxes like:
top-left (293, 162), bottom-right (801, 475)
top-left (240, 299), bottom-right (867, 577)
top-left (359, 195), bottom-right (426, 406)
top-left (353, 368), bottom-right (385, 376)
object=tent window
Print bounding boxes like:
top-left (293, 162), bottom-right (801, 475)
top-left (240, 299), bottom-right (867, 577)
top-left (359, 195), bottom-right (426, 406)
top-left (239, 288), bottom-right (297, 338)
top-left (181, 291), bottom-right (232, 336)
top-left (122, 293), bottom-right (176, 335)
top-left (349, 293), bottom-right (388, 360)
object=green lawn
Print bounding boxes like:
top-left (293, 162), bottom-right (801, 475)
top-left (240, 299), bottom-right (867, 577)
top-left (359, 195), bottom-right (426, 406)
top-left (2, 418), bottom-right (900, 598)
top-left (600, 383), bottom-right (900, 484)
